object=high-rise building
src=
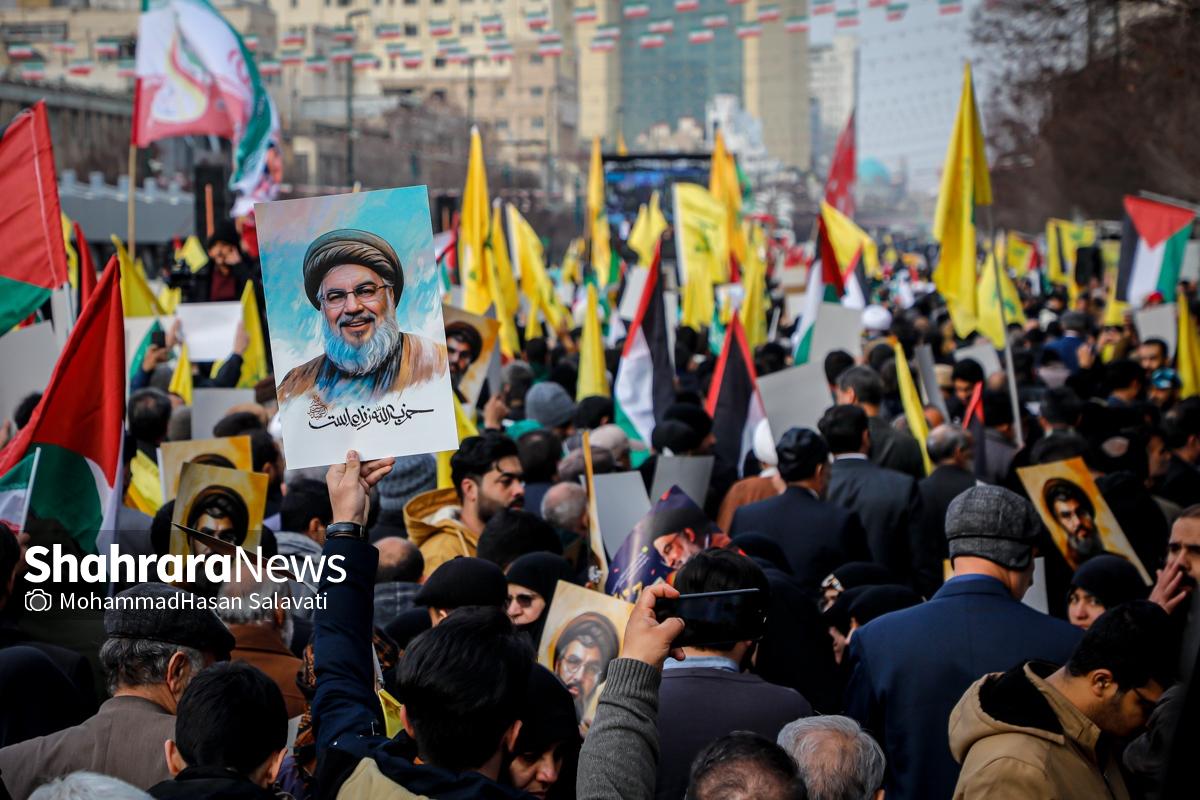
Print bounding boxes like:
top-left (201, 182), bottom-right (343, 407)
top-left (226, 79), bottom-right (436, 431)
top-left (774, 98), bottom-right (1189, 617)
top-left (808, 32), bottom-right (855, 171)
top-left (575, 0), bottom-right (810, 169)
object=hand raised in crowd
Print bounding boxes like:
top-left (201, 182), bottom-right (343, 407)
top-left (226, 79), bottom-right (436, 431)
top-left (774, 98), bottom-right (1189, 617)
top-left (326, 449), bottom-right (395, 526)
top-left (1149, 559), bottom-right (1193, 615)
top-left (165, 318), bottom-right (182, 350)
top-left (620, 583), bottom-right (686, 670)
top-left (232, 320), bottom-right (249, 356)
top-left (482, 392), bottom-right (509, 430)
top-left (141, 343), bottom-right (169, 373)
top-left (1075, 338), bottom-right (1096, 370)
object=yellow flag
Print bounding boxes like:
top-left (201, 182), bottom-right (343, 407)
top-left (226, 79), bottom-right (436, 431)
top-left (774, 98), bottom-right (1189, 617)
top-left (709, 130), bottom-right (746, 279)
top-left (485, 201), bottom-right (521, 358)
top-left (157, 285), bottom-right (181, 314)
top-left (674, 183), bottom-right (726, 328)
top-left (628, 191), bottom-right (668, 267)
top-left (126, 450), bottom-right (163, 515)
top-left (892, 338), bottom-right (932, 476)
top-left (237, 282), bottom-right (268, 388)
top-left (1045, 219), bottom-right (1097, 289)
top-left (587, 137), bottom-right (613, 284)
top-left (175, 235), bottom-right (210, 273)
top-left (821, 201), bottom-right (880, 282)
top-left (508, 204), bottom-right (565, 332)
top-left (460, 127), bottom-right (492, 314)
top-left (62, 213), bottom-right (79, 290)
top-left (976, 255), bottom-right (1026, 349)
top-left (739, 225), bottom-right (768, 351)
top-left (1005, 232), bottom-right (1035, 276)
top-left (933, 63), bottom-right (991, 339)
top-left (436, 393), bottom-right (480, 488)
top-left (617, 129), bottom-right (629, 156)
top-left (577, 283), bottom-right (610, 399)
top-left (1179, 293), bottom-right (1200, 399)
top-left (169, 343), bottom-right (194, 405)
top-left (113, 235), bottom-right (163, 317)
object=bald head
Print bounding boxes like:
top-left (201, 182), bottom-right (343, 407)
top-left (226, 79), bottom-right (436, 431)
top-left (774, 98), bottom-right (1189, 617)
top-left (374, 536), bottom-right (424, 584)
top-left (542, 482), bottom-right (588, 536)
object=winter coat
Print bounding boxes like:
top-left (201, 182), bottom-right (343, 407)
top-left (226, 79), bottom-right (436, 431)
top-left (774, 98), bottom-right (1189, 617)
top-left (403, 488), bottom-right (478, 579)
top-left (949, 661), bottom-right (1130, 800)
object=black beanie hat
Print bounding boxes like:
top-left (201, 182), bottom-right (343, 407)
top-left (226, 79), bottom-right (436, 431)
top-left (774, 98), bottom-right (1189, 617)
top-left (414, 557), bottom-right (507, 609)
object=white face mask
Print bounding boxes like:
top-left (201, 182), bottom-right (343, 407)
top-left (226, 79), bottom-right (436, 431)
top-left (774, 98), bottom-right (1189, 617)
top-left (1038, 364), bottom-right (1070, 389)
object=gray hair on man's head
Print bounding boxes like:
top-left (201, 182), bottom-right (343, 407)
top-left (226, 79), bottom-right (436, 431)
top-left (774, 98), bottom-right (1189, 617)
top-left (926, 424), bottom-right (971, 465)
top-left (777, 715), bottom-right (885, 800)
top-left (29, 772), bottom-right (153, 800)
top-left (98, 638), bottom-right (205, 696)
top-left (542, 482), bottom-right (588, 530)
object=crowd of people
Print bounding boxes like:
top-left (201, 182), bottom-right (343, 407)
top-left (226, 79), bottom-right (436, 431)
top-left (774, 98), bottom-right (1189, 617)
top-left (0, 218), bottom-right (1199, 800)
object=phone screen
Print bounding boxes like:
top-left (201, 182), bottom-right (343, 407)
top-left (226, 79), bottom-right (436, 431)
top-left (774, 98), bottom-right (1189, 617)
top-left (654, 588), bottom-right (767, 648)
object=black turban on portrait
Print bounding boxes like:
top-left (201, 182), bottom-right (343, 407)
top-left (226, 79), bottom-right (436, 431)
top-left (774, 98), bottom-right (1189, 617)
top-left (302, 228), bottom-right (403, 309)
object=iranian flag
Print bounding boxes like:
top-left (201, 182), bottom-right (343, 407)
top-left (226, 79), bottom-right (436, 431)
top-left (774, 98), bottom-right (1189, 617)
top-left (0, 257), bottom-right (124, 553)
top-left (614, 246), bottom-right (675, 446)
top-left (625, 2), bottom-right (650, 18)
top-left (1116, 195), bottom-right (1196, 308)
top-left (135, 0), bottom-right (281, 216)
top-left (0, 102), bottom-right (70, 333)
top-left (707, 314), bottom-right (766, 476)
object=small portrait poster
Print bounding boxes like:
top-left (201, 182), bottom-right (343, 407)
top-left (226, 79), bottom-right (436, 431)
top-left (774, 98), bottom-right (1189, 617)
top-left (538, 581), bottom-right (633, 726)
top-left (1017, 457), bottom-right (1150, 583)
top-left (442, 304), bottom-right (500, 407)
top-left (256, 187), bottom-right (457, 468)
top-left (170, 462), bottom-right (267, 557)
top-left (158, 435), bottom-right (252, 500)
top-left (605, 485), bottom-right (723, 602)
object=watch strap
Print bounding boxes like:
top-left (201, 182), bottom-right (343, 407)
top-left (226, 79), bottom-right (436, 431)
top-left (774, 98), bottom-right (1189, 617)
top-left (326, 521), bottom-right (367, 541)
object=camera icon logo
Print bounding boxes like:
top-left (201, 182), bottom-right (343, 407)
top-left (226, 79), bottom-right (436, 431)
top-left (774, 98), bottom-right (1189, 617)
top-left (25, 588), bottom-right (53, 613)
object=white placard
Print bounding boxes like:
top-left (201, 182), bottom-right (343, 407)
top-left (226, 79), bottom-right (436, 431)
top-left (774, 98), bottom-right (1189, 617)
top-left (650, 455), bottom-right (714, 510)
top-left (175, 302), bottom-right (243, 362)
top-left (592, 471), bottom-right (652, 557)
top-left (191, 388), bottom-right (256, 438)
top-left (955, 343), bottom-right (1003, 378)
top-left (758, 363), bottom-right (834, 441)
top-left (1135, 304), bottom-right (1177, 358)
top-left (0, 322), bottom-right (59, 424)
top-left (618, 267), bottom-right (650, 320)
top-left (809, 302), bottom-right (864, 362)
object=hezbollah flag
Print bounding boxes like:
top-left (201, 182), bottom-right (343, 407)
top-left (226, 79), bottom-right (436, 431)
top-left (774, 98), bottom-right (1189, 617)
top-left (892, 338), bottom-right (932, 476)
top-left (627, 191), bottom-right (668, 268)
top-left (1178, 293), bottom-right (1200, 399)
top-left (976, 254), bottom-right (1025, 349)
top-left (0, 257), bottom-right (124, 552)
top-left (1116, 196), bottom-right (1196, 308)
top-left (709, 129), bottom-right (745, 280)
top-left (587, 137), bottom-right (614, 285)
top-left (614, 244), bottom-right (674, 447)
top-left (0, 101), bottom-right (70, 332)
top-left (674, 183), bottom-right (727, 328)
top-left (508, 204), bottom-right (565, 334)
top-left (933, 63), bottom-right (992, 339)
top-left (706, 314), bottom-right (766, 476)
top-left (485, 200), bottom-right (521, 357)
top-left (577, 284), bottom-right (610, 399)
top-left (460, 127), bottom-right (492, 314)
top-left (739, 224), bottom-right (768, 351)
top-left (1045, 219), bottom-right (1096, 292)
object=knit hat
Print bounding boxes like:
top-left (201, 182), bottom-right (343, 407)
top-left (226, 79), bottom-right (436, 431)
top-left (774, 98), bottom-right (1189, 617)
top-left (505, 552), bottom-right (577, 605)
top-left (377, 454), bottom-right (437, 514)
top-left (1070, 554), bottom-right (1148, 609)
top-left (945, 485), bottom-right (1041, 570)
top-left (526, 382), bottom-right (575, 429)
top-left (515, 664), bottom-right (582, 756)
top-left (105, 583), bottom-right (235, 659)
top-left (848, 585), bottom-right (922, 625)
top-left (414, 557), bottom-right (507, 609)
top-left (822, 562), bottom-right (897, 595)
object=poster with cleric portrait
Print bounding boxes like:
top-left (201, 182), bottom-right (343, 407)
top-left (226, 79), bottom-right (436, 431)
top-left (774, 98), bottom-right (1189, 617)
top-left (256, 187), bottom-right (457, 468)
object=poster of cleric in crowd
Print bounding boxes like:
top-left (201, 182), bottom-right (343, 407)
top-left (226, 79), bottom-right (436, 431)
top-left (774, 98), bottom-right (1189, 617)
top-left (538, 581), bottom-right (633, 727)
top-left (605, 485), bottom-right (723, 602)
top-left (256, 187), bottom-right (457, 468)
top-left (1017, 457), bottom-right (1150, 583)
top-left (442, 304), bottom-right (499, 407)
top-left (169, 462), bottom-right (267, 558)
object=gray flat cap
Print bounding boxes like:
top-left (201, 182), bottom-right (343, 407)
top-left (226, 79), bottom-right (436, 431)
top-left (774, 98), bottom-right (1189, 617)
top-left (945, 485), bottom-right (1041, 571)
top-left (104, 583), bottom-right (235, 658)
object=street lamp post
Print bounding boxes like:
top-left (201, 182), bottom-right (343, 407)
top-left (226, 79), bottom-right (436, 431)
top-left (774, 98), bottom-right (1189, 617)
top-left (345, 8), bottom-right (370, 188)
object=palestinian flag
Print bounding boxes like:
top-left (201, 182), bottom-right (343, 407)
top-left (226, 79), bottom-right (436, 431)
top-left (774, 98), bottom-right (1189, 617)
top-left (614, 246), bottom-right (675, 446)
top-left (706, 314), bottom-right (766, 476)
top-left (1116, 195), bottom-right (1195, 308)
top-left (0, 257), bottom-right (123, 552)
top-left (0, 102), bottom-right (69, 333)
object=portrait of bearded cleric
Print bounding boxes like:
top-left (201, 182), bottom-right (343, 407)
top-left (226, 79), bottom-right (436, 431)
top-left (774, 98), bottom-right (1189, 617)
top-left (277, 229), bottom-right (448, 408)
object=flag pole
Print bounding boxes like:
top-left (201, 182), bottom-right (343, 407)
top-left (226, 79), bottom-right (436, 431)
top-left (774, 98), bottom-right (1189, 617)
top-left (984, 205), bottom-right (1024, 448)
top-left (126, 144), bottom-right (137, 260)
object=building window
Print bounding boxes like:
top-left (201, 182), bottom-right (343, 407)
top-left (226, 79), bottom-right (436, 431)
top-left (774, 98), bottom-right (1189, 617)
top-left (404, 0), bottom-right (417, 4)
top-left (434, 57), bottom-right (446, 68)
top-left (531, 86), bottom-right (543, 97)
top-left (532, 116), bottom-right (544, 129)
top-left (460, 23), bottom-right (474, 34)
top-left (495, 86), bottom-right (505, 98)
top-left (431, 89), bottom-right (447, 101)
top-left (530, 54), bottom-right (543, 64)
top-left (404, 22), bottom-right (418, 34)
top-left (497, 119), bottom-right (509, 129)
top-left (290, 0), bottom-right (298, 7)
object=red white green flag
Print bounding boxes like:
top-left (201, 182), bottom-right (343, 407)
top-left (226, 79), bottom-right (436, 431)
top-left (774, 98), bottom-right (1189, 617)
top-left (1116, 195), bottom-right (1196, 308)
top-left (0, 257), bottom-right (124, 553)
top-left (0, 101), bottom-right (69, 333)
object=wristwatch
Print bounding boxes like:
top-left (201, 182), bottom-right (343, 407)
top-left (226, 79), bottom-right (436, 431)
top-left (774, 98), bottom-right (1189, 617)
top-left (326, 521), bottom-right (368, 541)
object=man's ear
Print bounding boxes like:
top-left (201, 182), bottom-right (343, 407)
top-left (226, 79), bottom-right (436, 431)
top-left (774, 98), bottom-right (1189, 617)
top-left (401, 704), bottom-right (416, 739)
top-left (265, 747), bottom-right (287, 784)
top-left (165, 739), bottom-right (188, 777)
top-left (503, 719), bottom-right (523, 754)
top-left (1089, 668), bottom-right (1117, 699)
top-left (166, 651), bottom-right (194, 699)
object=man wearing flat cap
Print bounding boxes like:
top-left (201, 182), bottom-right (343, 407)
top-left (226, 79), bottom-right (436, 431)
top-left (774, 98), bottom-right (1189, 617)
top-left (843, 485), bottom-right (1082, 800)
top-left (277, 229), bottom-right (447, 409)
top-left (0, 583), bottom-right (234, 797)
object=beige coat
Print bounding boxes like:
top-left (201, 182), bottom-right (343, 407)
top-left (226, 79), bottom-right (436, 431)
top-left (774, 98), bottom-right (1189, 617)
top-left (0, 695), bottom-right (176, 797)
top-left (949, 662), bottom-right (1130, 800)
top-left (404, 488), bottom-right (478, 579)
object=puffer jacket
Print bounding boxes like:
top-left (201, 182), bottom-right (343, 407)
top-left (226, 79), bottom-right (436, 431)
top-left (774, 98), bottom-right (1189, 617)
top-left (949, 661), bottom-right (1130, 800)
top-left (403, 488), bottom-right (477, 579)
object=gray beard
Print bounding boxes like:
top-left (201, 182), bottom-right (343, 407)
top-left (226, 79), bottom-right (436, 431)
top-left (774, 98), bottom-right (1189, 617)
top-left (322, 311), bottom-right (402, 376)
